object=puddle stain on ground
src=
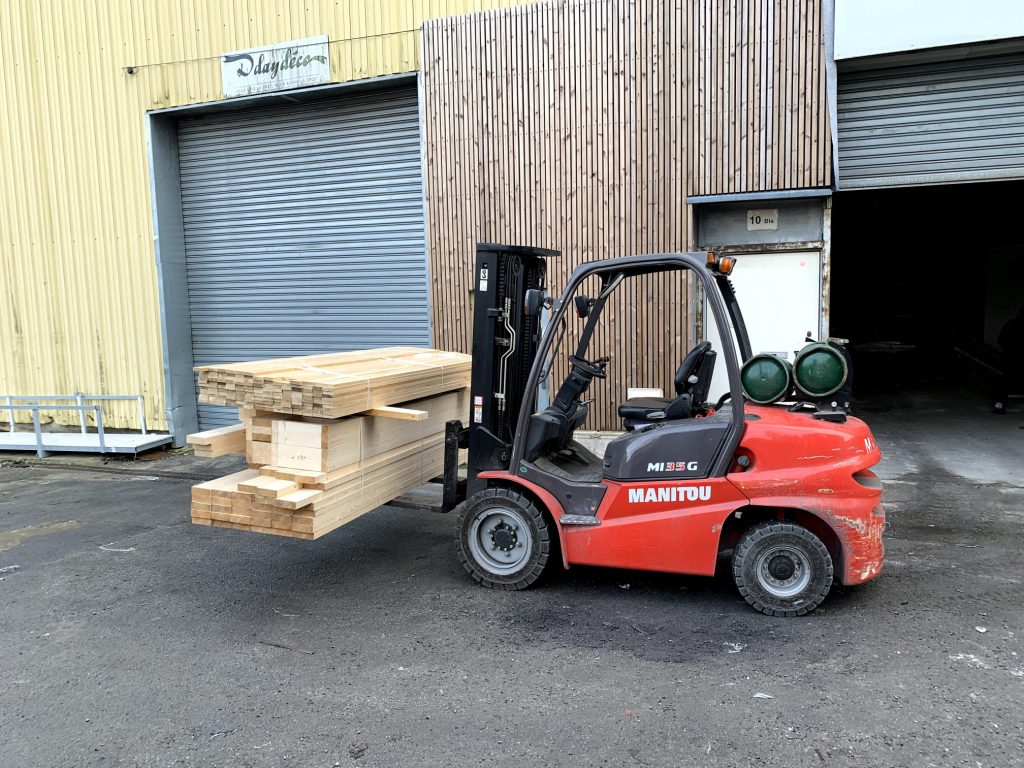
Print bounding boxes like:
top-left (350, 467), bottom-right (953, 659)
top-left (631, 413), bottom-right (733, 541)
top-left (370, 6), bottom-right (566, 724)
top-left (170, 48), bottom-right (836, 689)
top-left (0, 521), bottom-right (79, 553)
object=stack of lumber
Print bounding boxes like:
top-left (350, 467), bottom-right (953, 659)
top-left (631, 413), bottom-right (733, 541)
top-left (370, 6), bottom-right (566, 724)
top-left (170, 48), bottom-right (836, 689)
top-left (186, 348), bottom-right (470, 540)
top-left (195, 347), bottom-right (471, 419)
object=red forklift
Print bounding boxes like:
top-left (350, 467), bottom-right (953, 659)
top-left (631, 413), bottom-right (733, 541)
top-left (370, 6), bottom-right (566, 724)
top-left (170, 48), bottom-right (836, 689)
top-left (438, 244), bottom-right (885, 617)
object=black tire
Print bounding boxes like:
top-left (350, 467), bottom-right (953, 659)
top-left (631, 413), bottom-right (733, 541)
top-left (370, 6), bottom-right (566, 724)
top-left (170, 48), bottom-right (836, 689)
top-left (455, 487), bottom-right (554, 590)
top-left (732, 521), bottom-right (833, 617)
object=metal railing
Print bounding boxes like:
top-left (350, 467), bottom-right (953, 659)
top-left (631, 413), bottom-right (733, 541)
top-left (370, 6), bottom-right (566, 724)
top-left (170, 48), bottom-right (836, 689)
top-left (1, 394), bottom-right (149, 457)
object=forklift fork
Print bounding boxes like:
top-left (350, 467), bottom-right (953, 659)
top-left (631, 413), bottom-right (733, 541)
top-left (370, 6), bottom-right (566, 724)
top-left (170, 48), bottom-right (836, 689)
top-left (441, 419), bottom-right (469, 513)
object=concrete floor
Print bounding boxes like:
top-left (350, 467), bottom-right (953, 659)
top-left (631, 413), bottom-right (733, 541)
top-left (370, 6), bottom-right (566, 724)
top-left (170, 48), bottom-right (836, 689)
top-left (1, 391), bottom-right (1022, 767)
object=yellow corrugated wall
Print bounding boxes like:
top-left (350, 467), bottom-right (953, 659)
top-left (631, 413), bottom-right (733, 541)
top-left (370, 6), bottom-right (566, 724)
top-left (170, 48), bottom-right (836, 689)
top-left (0, 0), bottom-right (534, 430)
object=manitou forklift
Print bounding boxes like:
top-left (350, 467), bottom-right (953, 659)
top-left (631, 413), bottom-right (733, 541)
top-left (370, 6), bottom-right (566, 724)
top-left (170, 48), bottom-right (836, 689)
top-left (438, 244), bottom-right (885, 617)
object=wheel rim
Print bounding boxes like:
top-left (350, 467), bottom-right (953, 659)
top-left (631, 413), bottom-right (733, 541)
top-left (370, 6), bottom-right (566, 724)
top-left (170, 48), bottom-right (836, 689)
top-left (467, 507), bottom-right (534, 576)
top-left (754, 544), bottom-right (812, 598)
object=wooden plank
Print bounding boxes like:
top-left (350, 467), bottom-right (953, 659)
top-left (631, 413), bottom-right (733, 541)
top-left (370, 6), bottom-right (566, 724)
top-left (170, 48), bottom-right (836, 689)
top-left (290, 433), bottom-right (446, 497)
top-left (269, 390), bottom-right (465, 473)
top-left (259, 465), bottom-right (328, 484)
top-left (273, 487), bottom-right (323, 511)
top-left (363, 405), bottom-right (429, 421)
top-left (247, 440), bottom-right (271, 467)
top-left (193, 468), bottom-right (261, 492)
top-left (254, 478), bottom-right (300, 500)
top-left (186, 423), bottom-right (246, 457)
top-left (195, 347), bottom-right (471, 419)
top-left (191, 387), bottom-right (456, 538)
top-left (237, 474), bottom-right (284, 495)
top-left (194, 429), bottom-right (447, 535)
top-left (186, 422), bottom-right (244, 445)
top-left (208, 519), bottom-right (313, 540)
top-left (306, 447), bottom-right (447, 537)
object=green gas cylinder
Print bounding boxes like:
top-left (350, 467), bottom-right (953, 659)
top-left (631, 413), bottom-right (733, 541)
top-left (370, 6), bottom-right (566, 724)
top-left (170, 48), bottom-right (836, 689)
top-left (793, 342), bottom-right (848, 398)
top-left (741, 354), bottom-right (793, 404)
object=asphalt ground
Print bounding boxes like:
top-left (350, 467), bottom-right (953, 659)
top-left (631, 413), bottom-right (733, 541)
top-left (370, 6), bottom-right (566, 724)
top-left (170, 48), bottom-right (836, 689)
top-left (1, 391), bottom-right (1022, 767)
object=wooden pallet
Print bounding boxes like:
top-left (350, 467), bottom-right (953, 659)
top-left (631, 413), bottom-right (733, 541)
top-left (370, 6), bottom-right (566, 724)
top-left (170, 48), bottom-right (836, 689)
top-left (195, 347), bottom-right (471, 419)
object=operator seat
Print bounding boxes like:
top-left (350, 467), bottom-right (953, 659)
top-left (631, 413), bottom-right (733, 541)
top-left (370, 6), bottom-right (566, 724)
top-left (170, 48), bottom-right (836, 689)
top-left (618, 341), bottom-right (716, 426)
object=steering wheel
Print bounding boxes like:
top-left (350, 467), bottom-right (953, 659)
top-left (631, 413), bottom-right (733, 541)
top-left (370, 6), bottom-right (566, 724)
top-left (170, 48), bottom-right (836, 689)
top-left (569, 354), bottom-right (609, 379)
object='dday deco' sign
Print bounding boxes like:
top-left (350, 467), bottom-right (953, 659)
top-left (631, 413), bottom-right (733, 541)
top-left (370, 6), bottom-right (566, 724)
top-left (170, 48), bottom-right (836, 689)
top-left (220, 35), bottom-right (330, 98)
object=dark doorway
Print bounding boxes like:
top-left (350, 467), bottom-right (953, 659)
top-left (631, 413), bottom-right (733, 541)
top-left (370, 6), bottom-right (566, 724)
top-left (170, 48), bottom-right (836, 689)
top-left (831, 180), bottom-right (1024, 402)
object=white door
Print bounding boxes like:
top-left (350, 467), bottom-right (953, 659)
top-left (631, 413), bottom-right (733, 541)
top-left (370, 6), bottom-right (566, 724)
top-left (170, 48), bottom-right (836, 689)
top-left (707, 250), bottom-right (821, 401)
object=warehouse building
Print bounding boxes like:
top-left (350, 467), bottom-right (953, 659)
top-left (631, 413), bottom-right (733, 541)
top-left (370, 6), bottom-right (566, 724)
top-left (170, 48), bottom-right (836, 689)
top-left (1, 0), bottom-right (1021, 443)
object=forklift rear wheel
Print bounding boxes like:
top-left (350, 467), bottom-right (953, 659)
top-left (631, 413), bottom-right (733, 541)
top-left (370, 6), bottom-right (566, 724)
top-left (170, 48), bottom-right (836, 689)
top-left (456, 488), bottom-right (553, 590)
top-left (732, 521), bottom-right (833, 617)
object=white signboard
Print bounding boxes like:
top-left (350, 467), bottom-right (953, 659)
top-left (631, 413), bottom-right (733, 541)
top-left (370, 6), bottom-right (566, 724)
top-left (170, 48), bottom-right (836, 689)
top-left (746, 209), bottom-right (778, 231)
top-left (221, 35), bottom-right (330, 99)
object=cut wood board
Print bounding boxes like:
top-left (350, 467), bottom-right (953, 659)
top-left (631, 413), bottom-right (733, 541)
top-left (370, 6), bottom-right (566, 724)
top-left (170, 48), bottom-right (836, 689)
top-left (268, 434), bottom-right (445, 508)
top-left (364, 406), bottom-right (428, 421)
top-left (240, 409), bottom-right (301, 468)
top-left (269, 390), bottom-right (467, 473)
top-left (187, 423), bottom-right (246, 457)
top-left (196, 347), bottom-right (471, 419)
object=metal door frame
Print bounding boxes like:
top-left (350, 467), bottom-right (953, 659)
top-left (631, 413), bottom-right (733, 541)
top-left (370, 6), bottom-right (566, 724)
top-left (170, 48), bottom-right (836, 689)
top-left (692, 194), bottom-right (832, 344)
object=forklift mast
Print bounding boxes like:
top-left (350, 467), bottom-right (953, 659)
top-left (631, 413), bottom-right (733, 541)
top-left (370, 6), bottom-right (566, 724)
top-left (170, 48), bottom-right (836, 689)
top-left (465, 243), bottom-right (557, 492)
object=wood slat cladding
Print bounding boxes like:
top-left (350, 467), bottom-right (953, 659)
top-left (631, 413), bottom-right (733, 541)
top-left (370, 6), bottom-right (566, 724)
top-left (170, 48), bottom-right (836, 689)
top-left (687, 0), bottom-right (831, 195)
top-left (422, 0), bottom-right (693, 430)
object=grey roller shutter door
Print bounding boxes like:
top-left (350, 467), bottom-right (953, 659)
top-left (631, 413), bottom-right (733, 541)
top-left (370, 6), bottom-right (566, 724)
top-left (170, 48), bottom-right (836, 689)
top-left (837, 52), bottom-right (1024, 189)
top-left (177, 87), bottom-right (430, 429)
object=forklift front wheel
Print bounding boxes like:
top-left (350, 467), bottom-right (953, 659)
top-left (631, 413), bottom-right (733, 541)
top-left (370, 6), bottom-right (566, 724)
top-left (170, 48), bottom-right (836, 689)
top-left (456, 488), bottom-right (553, 590)
top-left (732, 521), bottom-right (833, 617)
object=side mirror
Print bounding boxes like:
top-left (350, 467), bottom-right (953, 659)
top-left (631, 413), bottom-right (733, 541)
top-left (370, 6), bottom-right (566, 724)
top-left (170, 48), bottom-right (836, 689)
top-left (574, 295), bottom-right (591, 318)
top-left (524, 288), bottom-right (545, 316)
